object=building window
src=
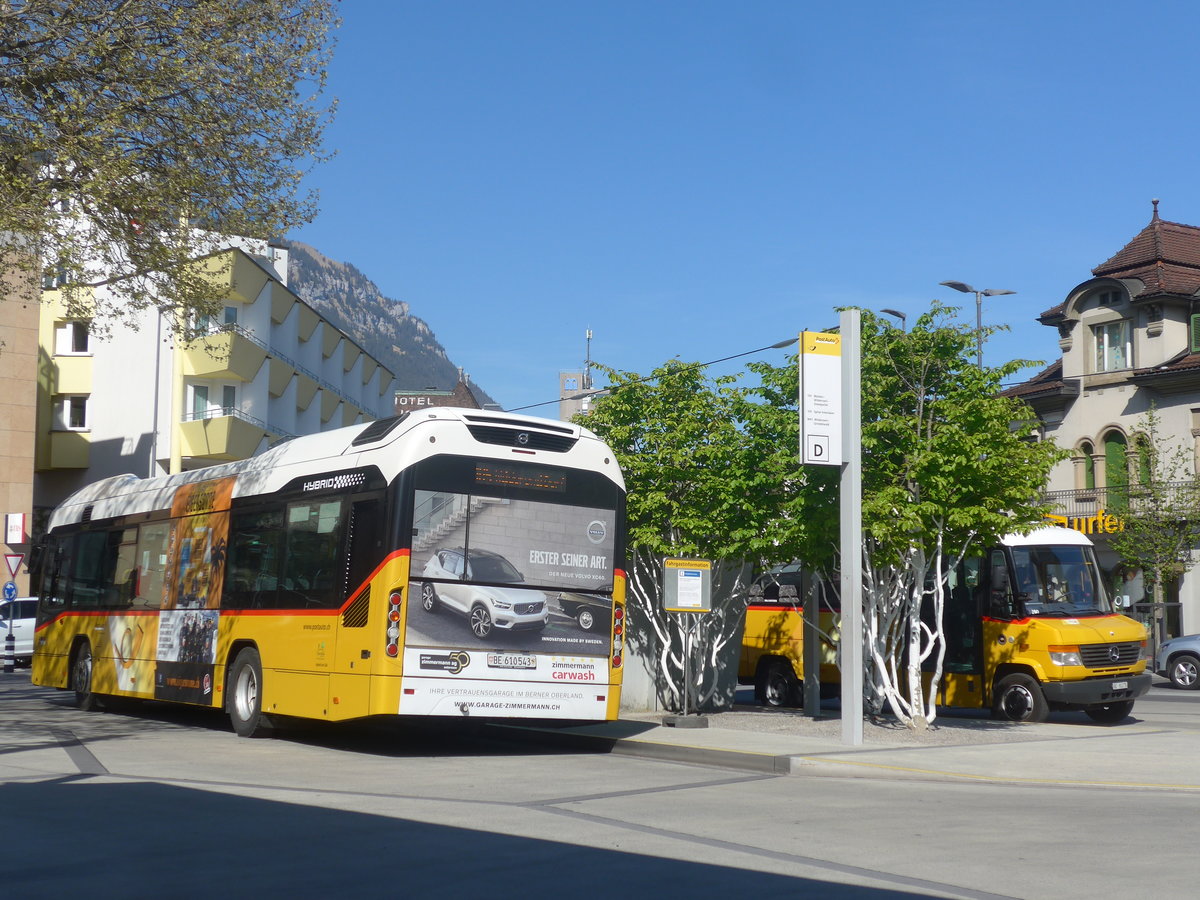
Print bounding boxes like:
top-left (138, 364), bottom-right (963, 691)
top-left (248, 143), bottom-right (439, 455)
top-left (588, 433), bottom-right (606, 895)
top-left (223, 306), bottom-right (238, 326)
top-left (52, 395), bottom-right (89, 431)
top-left (1078, 441), bottom-right (1095, 490)
top-left (54, 321), bottom-right (90, 355)
top-left (1097, 290), bottom-right (1122, 306)
top-left (187, 383), bottom-right (237, 419)
top-left (1093, 320), bottom-right (1131, 372)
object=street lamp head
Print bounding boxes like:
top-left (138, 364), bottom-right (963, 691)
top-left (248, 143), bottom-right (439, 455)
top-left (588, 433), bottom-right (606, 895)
top-left (982, 288), bottom-right (1016, 297)
top-left (880, 308), bottom-right (906, 330)
top-left (940, 280), bottom-right (976, 294)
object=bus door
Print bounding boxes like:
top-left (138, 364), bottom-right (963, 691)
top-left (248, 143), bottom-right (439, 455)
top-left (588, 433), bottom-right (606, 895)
top-left (329, 494), bottom-right (388, 718)
top-left (936, 555), bottom-right (987, 708)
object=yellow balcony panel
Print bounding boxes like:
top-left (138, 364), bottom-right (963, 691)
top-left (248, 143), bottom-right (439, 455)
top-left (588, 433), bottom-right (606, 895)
top-left (360, 357), bottom-right (378, 385)
top-left (181, 331), bottom-right (267, 382)
top-left (342, 342), bottom-right (362, 373)
top-left (269, 281), bottom-right (296, 325)
top-left (268, 357), bottom-right (295, 398)
top-left (178, 415), bottom-right (266, 462)
top-left (296, 304), bottom-right (320, 342)
top-left (322, 326), bottom-right (342, 359)
top-left (50, 354), bottom-right (93, 395)
top-left (295, 372), bottom-right (318, 411)
top-left (195, 249), bottom-right (269, 305)
top-left (342, 404), bottom-right (363, 427)
top-left (48, 430), bottom-right (90, 469)
top-left (320, 390), bottom-right (341, 423)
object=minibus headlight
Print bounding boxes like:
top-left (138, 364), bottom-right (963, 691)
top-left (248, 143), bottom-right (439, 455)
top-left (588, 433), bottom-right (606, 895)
top-left (1048, 645), bottom-right (1082, 667)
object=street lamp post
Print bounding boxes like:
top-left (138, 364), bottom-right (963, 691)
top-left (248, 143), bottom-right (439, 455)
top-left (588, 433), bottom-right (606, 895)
top-left (939, 281), bottom-right (1016, 368)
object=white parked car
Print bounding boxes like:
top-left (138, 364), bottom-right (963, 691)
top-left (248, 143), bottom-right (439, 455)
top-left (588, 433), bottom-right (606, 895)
top-left (1, 597), bottom-right (36, 666)
top-left (419, 548), bottom-right (548, 639)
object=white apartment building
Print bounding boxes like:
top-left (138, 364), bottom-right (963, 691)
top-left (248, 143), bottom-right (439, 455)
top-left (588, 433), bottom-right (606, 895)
top-left (1009, 201), bottom-right (1200, 638)
top-left (35, 242), bottom-right (396, 513)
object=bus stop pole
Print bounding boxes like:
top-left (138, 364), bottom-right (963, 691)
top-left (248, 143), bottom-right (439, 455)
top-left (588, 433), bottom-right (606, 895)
top-left (839, 308), bottom-right (864, 746)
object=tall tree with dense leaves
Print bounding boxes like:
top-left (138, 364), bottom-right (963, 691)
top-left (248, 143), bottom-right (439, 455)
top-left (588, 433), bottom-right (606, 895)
top-left (581, 360), bottom-right (770, 712)
top-left (0, 0), bottom-right (338, 336)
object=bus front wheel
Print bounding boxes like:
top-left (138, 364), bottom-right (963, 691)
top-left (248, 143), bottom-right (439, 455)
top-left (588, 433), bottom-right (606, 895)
top-left (71, 641), bottom-right (100, 711)
top-left (228, 648), bottom-right (273, 738)
top-left (992, 673), bottom-right (1048, 723)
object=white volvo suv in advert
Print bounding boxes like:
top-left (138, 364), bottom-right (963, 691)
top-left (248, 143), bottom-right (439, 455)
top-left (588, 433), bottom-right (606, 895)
top-left (419, 548), bottom-right (549, 639)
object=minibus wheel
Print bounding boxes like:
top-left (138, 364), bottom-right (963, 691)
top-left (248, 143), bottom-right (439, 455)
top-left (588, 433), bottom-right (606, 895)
top-left (755, 659), bottom-right (801, 708)
top-left (992, 673), bottom-right (1048, 723)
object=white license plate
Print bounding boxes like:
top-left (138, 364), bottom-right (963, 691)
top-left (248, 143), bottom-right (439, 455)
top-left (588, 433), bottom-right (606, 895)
top-left (1112, 681), bottom-right (1128, 690)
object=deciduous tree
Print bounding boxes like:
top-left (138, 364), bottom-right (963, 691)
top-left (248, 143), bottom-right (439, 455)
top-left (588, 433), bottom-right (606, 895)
top-left (0, 0), bottom-right (338, 336)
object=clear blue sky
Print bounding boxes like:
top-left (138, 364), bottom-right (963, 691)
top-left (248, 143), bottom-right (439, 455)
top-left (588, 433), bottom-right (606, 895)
top-left (292, 1), bottom-right (1200, 413)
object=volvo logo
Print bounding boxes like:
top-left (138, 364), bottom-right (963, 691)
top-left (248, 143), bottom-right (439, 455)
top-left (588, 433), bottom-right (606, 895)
top-left (516, 432), bottom-right (530, 446)
top-left (1108, 645), bottom-right (1121, 664)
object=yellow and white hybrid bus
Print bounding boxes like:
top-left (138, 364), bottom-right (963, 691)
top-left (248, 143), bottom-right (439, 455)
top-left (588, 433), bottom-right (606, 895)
top-left (31, 408), bottom-right (626, 736)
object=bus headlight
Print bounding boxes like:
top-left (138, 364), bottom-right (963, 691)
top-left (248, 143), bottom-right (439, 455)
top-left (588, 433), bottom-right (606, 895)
top-left (1048, 645), bottom-right (1082, 667)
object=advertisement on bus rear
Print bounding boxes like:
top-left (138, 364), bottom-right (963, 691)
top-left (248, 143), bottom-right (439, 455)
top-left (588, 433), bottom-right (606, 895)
top-left (408, 491), bottom-right (616, 657)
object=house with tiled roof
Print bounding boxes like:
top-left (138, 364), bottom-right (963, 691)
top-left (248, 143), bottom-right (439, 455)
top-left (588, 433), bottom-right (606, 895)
top-left (1007, 200), bottom-right (1200, 638)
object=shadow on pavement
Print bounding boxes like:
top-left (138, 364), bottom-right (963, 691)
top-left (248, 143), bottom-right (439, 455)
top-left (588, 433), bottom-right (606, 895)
top-left (0, 779), bottom-right (948, 899)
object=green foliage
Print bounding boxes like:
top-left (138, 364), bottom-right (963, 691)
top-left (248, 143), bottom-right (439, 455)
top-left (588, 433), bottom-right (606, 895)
top-left (1109, 405), bottom-right (1200, 596)
top-left (749, 304), bottom-right (1065, 569)
top-left (0, 0), bottom-right (339, 336)
top-left (584, 360), bottom-right (767, 561)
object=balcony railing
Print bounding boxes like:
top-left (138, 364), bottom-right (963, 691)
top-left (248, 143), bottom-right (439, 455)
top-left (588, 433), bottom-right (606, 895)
top-left (181, 405), bottom-right (295, 439)
top-left (1043, 482), bottom-right (1200, 519)
top-left (195, 323), bottom-right (370, 411)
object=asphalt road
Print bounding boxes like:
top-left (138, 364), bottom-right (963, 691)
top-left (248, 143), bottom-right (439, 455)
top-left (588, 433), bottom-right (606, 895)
top-left (3, 670), bottom-right (1199, 900)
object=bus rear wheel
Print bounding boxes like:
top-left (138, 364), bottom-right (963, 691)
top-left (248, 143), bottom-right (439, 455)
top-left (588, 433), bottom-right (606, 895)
top-left (992, 673), bottom-right (1048, 723)
top-left (228, 648), bottom-right (273, 738)
top-left (71, 641), bottom-right (100, 711)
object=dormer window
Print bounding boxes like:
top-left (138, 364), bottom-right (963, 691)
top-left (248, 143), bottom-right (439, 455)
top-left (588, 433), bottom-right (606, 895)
top-left (1093, 320), bottom-right (1131, 372)
top-left (1097, 290), bottom-right (1122, 306)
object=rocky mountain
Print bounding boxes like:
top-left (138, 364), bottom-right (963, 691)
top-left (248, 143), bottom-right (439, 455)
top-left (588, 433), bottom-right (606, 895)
top-left (280, 239), bottom-right (495, 406)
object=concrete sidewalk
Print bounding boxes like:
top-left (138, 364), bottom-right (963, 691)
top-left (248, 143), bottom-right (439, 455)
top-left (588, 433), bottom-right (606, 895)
top-left (511, 705), bottom-right (1200, 790)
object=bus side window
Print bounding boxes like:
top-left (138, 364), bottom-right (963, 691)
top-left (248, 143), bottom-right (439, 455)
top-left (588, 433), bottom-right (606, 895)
top-left (69, 531), bottom-right (118, 610)
top-left (281, 499), bottom-right (345, 609)
top-left (988, 549), bottom-right (1014, 619)
top-left (135, 521), bottom-right (172, 610)
top-left (224, 509), bottom-right (283, 610)
top-left (37, 538), bottom-right (68, 623)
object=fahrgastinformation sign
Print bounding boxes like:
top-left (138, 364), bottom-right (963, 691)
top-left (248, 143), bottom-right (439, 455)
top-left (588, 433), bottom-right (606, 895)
top-left (799, 330), bottom-right (842, 466)
top-left (662, 558), bottom-right (712, 613)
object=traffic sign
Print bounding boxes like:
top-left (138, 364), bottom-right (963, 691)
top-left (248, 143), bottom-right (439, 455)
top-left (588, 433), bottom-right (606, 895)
top-left (4, 553), bottom-right (22, 577)
top-left (3, 581), bottom-right (16, 602)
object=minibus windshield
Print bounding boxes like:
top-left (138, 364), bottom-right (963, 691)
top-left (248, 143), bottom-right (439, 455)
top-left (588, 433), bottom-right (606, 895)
top-left (1011, 544), bottom-right (1112, 617)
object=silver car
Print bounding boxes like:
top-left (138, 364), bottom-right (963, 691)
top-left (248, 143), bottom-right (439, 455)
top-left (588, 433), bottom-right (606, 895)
top-left (1155, 633), bottom-right (1200, 689)
top-left (419, 548), bottom-right (548, 639)
top-left (0, 597), bottom-right (36, 666)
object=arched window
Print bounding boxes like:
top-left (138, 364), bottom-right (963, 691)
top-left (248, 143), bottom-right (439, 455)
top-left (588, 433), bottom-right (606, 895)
top-left (1078, 441), bottom-right (1095, 490)
top-left (1104, 431), bottom-right (1128, 510)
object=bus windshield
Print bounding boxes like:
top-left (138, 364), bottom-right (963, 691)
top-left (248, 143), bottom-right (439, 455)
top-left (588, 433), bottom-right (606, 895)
top-left (1011, 544), bottom-right (1112, 617)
